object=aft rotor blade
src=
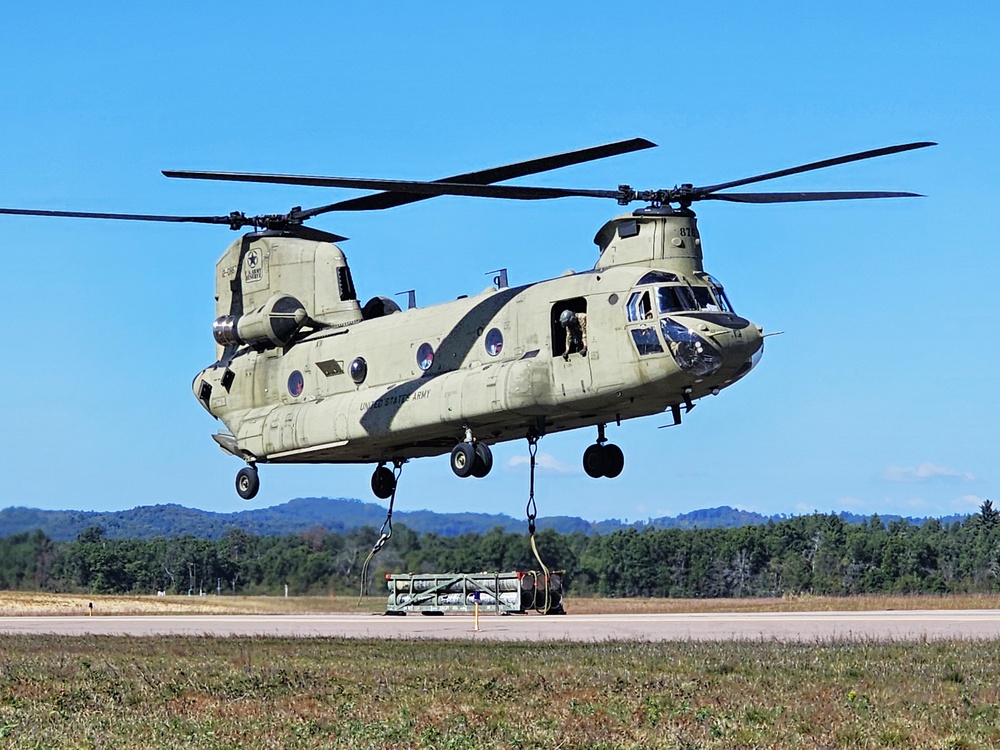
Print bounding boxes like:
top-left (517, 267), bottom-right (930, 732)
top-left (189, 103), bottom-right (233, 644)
top-left (320, 137), bottom-right (657, 212)
top-left (703, 190), bottom-right (925, 203)
top-left (694, 142), bottom-right (937, 196)
top-left (0, 207), bottom-right (241, 225)
top-left (0, 206), bottom-right (349, 238)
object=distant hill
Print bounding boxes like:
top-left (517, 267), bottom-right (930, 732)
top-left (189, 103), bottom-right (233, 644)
top-left (0, 498), bottom-right (968, 542)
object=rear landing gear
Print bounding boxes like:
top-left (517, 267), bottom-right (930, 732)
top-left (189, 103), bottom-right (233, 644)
top-left (583, 424), bottom-right (624, 479)
top-left (371, 463), bottom-right (397, 499)
top-left (235, 465), bottom-right (260, 500)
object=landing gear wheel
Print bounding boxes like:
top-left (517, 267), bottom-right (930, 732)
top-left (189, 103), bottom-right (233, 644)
top-left (371, 465), bottom-right (396, 499)
top-left (602, 443), bottom-right (625, 478)
top-left (583, 443), bottom-right (625, 478)
top-left (235, 466), bottom-right (260, 500)
top-left (471, 442), bottom-right (494, 478)
top-left (450, 442), bottom-right (477, 478)
top-left (583, 444), bottom-right (607, 479)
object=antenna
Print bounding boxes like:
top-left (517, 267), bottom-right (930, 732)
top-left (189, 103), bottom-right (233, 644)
top-left (487, 269), bottom-right (509, 289)
top-left (396, 290), bottom-right (417, 310)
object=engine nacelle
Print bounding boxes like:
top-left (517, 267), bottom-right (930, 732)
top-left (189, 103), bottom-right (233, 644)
top-left (213, 293), bottom-right (308, 349)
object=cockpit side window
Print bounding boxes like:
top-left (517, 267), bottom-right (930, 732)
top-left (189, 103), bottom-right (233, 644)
top-left (626, 290), bottom-right (653, 322)
top-left (630, 326), bottom-right (663, 355)
top-left (712, 285), bottom-right (734, 313)
top-left (626, 290), bottom-right (663, 356)
top-left (705, 275), bottom-right (734, 313)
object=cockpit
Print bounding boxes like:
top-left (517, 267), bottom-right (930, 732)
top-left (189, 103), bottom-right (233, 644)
top-left (626, 270), bottom-right (734, 319)
top-left (625, 270), bottom-right (733, 377)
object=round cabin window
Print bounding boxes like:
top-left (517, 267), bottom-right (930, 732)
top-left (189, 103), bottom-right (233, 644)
top-left (417, 343), bottom-right (435, 371)
top-left (485, 328), bottom-right (503, 356)
top-left (350, 357), bottom-right (368, 384)
top-left (287, 370), bottom-right (304, 397)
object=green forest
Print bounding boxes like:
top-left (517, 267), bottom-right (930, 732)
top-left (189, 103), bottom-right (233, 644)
top-left (2, 502), bottom-right (999, 598)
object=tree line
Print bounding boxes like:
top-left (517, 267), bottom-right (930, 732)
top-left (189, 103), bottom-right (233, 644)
top-left (2, 502), bottom-right (999, 598)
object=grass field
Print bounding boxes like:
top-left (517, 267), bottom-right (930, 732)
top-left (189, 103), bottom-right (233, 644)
top-left (1, 634), bottom-right (999, 749)
top-left (3, 590), bottom-right (999, 616)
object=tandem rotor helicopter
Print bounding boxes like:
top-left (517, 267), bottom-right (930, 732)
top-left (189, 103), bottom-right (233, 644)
top-left (1, 138), bottom-right (934, 502)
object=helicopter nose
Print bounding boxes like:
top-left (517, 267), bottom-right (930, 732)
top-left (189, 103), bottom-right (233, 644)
top-left (719, 322), bottom-right (764, 384)
top-left (748, 334), bottom-right (765, 370)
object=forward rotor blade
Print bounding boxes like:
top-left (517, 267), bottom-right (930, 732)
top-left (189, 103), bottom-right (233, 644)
top-left (164, 172), bottom-right (622, 201)
top-left (320, 137), bottom-right (656, 212)
top-left (694, 142), bottom-right (936, 196)
top-left (166, 137), bottom-right (656, 218)
top-left (0, 207), bottom-right (241, 225)
top-left (703, 190), bottom-right (925, 203)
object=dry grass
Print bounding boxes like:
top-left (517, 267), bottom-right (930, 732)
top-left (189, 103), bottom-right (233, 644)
top-left (0, 591), bottom-right (385, 617)
top-left (2, 590), bottom-right (997, 617)
top-left (1, 635), bottom-right (999, 748)
top-left (566, 592), bottom-right (1000, 614)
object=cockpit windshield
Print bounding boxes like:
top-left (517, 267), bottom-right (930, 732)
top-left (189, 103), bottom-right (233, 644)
top-left (656, 284), bottom-right (734, 314)
top-left (656, 285), bottom-right (697, 313)
top-left (630, 273), bottom-right (735, 318)
top-left (691, 286), bottom-right (721, 312)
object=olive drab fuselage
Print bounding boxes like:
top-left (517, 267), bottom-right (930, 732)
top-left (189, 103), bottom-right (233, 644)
top-left (192, 208), bottom-right (764, 466)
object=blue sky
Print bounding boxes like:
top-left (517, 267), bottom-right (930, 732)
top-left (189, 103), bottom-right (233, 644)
top-left (0, 3), bottom-right (996, 522)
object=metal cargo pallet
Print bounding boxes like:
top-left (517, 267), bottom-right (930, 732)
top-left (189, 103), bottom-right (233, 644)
top-left (385, 570), bottom-right (564, 615)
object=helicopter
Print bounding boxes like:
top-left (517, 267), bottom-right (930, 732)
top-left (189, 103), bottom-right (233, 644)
top-left (1, 138), bottom-right (934, 501)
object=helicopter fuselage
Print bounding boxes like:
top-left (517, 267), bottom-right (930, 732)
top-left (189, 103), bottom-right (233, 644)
top-left (192, 209), bottom-right (763, 469)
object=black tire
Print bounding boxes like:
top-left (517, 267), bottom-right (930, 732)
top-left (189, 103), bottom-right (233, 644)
top-left (371, 465), bottom-right (396, 499)
top-left (603, 443), bottom-right (625, 478)
top-left (235, 466), bottom-right (260, 500)
top-left (450, 442), bottom-right (477, 478)
top-left (582, 443), bottom-right (606, 479)
top-left (471, 442), bottom-right (494, 478)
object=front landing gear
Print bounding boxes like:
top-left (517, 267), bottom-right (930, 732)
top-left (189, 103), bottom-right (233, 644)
top-left (583, 424), bottom-right (624, 479)
top-left (235, 465), bottom-right (260, 500)
top-left (450, 427), bottom-right (494, 479)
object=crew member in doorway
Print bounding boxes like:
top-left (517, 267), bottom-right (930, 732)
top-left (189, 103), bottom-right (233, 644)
top-left (560, 309), bottom-right (588, 360)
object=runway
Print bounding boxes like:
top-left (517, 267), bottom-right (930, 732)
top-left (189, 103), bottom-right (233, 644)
top-left (2, 610), bottom-right (999, 641)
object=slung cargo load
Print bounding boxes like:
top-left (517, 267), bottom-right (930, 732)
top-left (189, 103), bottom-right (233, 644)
top-left (385, 570), bottom-right (565, 615)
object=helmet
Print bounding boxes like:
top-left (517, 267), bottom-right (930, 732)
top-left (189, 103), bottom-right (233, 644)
top-left (559, 310), bottom-right (575, 327)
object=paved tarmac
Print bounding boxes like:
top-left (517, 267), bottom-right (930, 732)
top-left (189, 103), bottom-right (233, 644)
top-left (1, 610), bottom-right (999, 641)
